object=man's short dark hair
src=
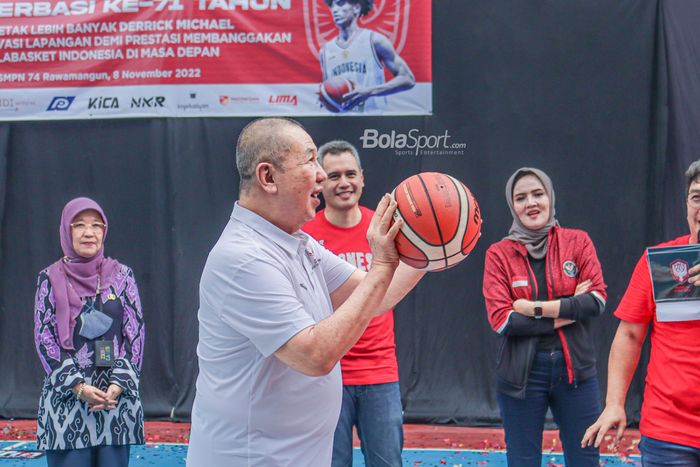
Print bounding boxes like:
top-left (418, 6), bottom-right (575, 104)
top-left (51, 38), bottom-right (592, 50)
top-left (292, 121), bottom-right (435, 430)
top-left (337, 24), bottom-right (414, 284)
top-left (685, 159), bottom-right (700, 195)
top-left (323, 0), bottom-right (374, 17)
top-left (236, 118), bottom-right (305, 193)
top-left (318, 140), bottom-right (362, 170)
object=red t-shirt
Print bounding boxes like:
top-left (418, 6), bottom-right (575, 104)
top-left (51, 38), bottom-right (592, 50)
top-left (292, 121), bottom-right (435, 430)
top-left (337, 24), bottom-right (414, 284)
top-left (614, 234), bottom-right (700, 448)
top-left (303, 206), bottom-right (399, 385)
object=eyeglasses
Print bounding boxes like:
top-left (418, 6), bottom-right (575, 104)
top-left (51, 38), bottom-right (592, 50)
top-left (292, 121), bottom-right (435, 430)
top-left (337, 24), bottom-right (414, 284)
top-left (688, 193), bottom-right (700, 209)
top-left (70, 222), bottom-right (106, 234)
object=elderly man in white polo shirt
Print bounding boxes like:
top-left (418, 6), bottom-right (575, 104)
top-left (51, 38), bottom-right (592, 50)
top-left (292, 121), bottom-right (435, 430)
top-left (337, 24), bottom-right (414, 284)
top-left (186, 118), bottom-right (425, 466)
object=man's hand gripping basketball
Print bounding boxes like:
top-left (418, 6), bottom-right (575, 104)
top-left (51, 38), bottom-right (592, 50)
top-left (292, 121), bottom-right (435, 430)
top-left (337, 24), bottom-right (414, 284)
top-left (367, 194), bottom-right (402, 271)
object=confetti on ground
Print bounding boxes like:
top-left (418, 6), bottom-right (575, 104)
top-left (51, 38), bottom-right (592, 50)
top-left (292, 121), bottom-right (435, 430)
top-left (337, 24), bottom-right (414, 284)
top-left (0, 442), bottom-right (642, 467)
top-left (0, 421), bottom-right (642, 466)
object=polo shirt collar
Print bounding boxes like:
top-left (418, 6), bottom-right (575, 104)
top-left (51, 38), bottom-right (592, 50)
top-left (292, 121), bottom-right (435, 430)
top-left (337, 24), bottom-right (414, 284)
top-left (231, 202), bottom-right (310, 256)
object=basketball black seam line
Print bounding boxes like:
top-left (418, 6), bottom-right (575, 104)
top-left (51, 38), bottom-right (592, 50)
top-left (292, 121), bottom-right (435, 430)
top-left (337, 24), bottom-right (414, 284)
top-left (395, 193), bottom-right (433, 253)
top-left (456, 183), bottom-right (480, 254)
top-left (462, 225), bottom-right (480, 254)
top-left (395, 189), bottom-right (453, 248)
top-left (444, 175), bottom-right (465, 245)
top-left (394, 203), bottom-right (430, 267)
top-left (417, 173), bottom-right (449, 270)
top-left (401, 240), bottom-right (477, 262)
top-left (400, 250), bottom-right (469, 262)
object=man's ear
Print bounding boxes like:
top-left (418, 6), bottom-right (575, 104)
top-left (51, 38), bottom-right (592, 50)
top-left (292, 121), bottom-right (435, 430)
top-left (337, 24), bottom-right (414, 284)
top-left (256, 162), bottom-right (279, 194)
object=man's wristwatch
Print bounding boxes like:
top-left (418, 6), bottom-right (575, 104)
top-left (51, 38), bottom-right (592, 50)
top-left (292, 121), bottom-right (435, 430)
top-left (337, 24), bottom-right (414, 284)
top-left (533, 301), bottom-right (543, 319)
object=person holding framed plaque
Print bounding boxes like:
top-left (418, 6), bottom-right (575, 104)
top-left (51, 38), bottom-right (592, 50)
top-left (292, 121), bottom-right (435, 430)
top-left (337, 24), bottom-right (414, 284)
top-left (583, 160), bottom-right (700, 465)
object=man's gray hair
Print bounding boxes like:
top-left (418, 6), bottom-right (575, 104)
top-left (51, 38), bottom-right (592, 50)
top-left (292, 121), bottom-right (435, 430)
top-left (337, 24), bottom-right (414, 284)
top-left (317, 140), bottom-right (362, 169)
top-left (685, 159), bottom-right (700, 194)
top-left (236, 118), bottom-right (305, 193)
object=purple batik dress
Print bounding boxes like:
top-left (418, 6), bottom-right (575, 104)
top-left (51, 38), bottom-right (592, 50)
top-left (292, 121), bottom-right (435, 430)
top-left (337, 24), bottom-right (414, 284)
top-left (33, 264), bottom-right (145, 450)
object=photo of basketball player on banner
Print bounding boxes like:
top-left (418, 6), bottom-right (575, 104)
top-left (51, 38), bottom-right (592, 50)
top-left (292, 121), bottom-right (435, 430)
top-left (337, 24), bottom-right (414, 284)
top-left (318, 0), bottom-right (416, 113)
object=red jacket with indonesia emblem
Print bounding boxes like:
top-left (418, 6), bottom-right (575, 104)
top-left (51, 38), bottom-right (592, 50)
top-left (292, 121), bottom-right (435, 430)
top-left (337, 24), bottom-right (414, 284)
top-left (482, 226), bottom-right (607, 399)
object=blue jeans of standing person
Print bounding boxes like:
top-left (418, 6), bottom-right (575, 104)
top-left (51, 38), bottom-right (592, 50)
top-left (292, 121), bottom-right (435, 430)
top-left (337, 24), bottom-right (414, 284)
top-left (497, 350), bottom-right (601, 467)
top-left (331, 382), bottom-right (404, 467)
top-left (47, 445), bottom-right (131, 467)
top-left (640, 436), bottom-right (700, 466)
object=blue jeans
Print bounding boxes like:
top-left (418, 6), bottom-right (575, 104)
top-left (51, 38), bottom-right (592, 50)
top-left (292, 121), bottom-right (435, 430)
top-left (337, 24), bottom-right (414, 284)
top-left (497, 350), bottom-right (600, 467)
top-left (331, 382), bottom-right (403, 467)
top-left (47, 445), bottom-right (131, 467)
top-left (640, 436), bottom-right (700, 466)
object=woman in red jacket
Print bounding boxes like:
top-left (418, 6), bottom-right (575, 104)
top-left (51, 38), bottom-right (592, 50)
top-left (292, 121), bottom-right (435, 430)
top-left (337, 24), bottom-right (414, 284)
top-left (482, 167), bottom-right (607, 467)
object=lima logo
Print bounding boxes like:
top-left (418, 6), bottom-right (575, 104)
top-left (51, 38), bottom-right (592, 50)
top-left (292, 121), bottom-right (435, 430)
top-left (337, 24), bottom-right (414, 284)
top-left (46, 96), bottom-right (75, 111)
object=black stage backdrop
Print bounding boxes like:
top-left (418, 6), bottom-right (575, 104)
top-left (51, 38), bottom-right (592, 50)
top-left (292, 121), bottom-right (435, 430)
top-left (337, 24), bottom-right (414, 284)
top-left (661, 0), bottom-right (700, 240)
top-left (0, 0), bottom-right (688, 427)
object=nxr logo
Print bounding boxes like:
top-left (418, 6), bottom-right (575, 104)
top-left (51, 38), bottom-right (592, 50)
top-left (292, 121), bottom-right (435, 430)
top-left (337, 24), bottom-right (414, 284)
top-left (269, 95), bottom-right (297, 106)
top-left (130, 96), bottom-right (165, 108)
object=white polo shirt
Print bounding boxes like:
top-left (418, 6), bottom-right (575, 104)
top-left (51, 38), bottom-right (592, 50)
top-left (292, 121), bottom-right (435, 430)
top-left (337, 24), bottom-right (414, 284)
top-left (187, 203), bottom-right (355, 467)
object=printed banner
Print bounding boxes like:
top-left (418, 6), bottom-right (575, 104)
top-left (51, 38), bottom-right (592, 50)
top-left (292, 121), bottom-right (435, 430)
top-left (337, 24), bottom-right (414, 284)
top-left (0, 0), bottom-right (432, 120)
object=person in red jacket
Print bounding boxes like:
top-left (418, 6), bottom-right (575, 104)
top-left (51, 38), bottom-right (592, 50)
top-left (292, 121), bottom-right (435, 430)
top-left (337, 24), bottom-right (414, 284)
top-left (582, 159), bottom-right (700, 465)
top-left (304, 140), bottom-right (405, 467)
top-left (482, 167), bottom-right (607, 467)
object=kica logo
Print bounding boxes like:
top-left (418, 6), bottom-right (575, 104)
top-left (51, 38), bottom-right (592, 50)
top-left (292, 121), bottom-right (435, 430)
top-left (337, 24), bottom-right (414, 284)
top-left (89, 97), bottom-right (119, 109)
top-left (46, 96), bottom-right (75, 111)
top-left (269, 95), bottom-right (298, 105)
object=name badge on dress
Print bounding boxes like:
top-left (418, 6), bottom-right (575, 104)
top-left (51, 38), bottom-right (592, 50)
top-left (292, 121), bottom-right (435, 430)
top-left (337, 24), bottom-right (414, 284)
top-left (95, 340), bottom-right (114, 367)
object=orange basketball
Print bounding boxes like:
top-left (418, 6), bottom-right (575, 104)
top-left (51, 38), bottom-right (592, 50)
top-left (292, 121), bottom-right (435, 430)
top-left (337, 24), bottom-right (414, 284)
top-left (319, 76), bottom-right (355, 113)
top-left (391, 172), bottom-right (482, 271)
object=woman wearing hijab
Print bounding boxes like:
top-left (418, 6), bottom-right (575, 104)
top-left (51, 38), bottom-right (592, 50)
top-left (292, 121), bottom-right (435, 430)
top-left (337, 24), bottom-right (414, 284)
top-left (33, 197), bottom-right (145, 467)
top-left (482, 168), bottom-right (607, 466)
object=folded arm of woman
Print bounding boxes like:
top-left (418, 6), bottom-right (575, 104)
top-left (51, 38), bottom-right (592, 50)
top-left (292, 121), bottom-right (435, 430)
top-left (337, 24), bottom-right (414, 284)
top-left (511, 232), bottom-right (608, 322)
top-left (483, 250), bottom-right (567, 337)
top-left (512, 279), bottom-right (602, 320)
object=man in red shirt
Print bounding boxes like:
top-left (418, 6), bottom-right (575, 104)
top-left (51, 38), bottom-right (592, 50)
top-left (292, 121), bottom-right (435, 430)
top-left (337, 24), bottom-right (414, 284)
top-left (304, 140), bottom-right (403, 467)
top-left (582, 160), bottom-right (700, 464)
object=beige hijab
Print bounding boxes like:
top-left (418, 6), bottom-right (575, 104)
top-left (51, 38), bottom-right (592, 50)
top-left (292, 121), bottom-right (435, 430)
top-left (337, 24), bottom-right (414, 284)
top-left (504, 167), bottom-right (559, 259)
